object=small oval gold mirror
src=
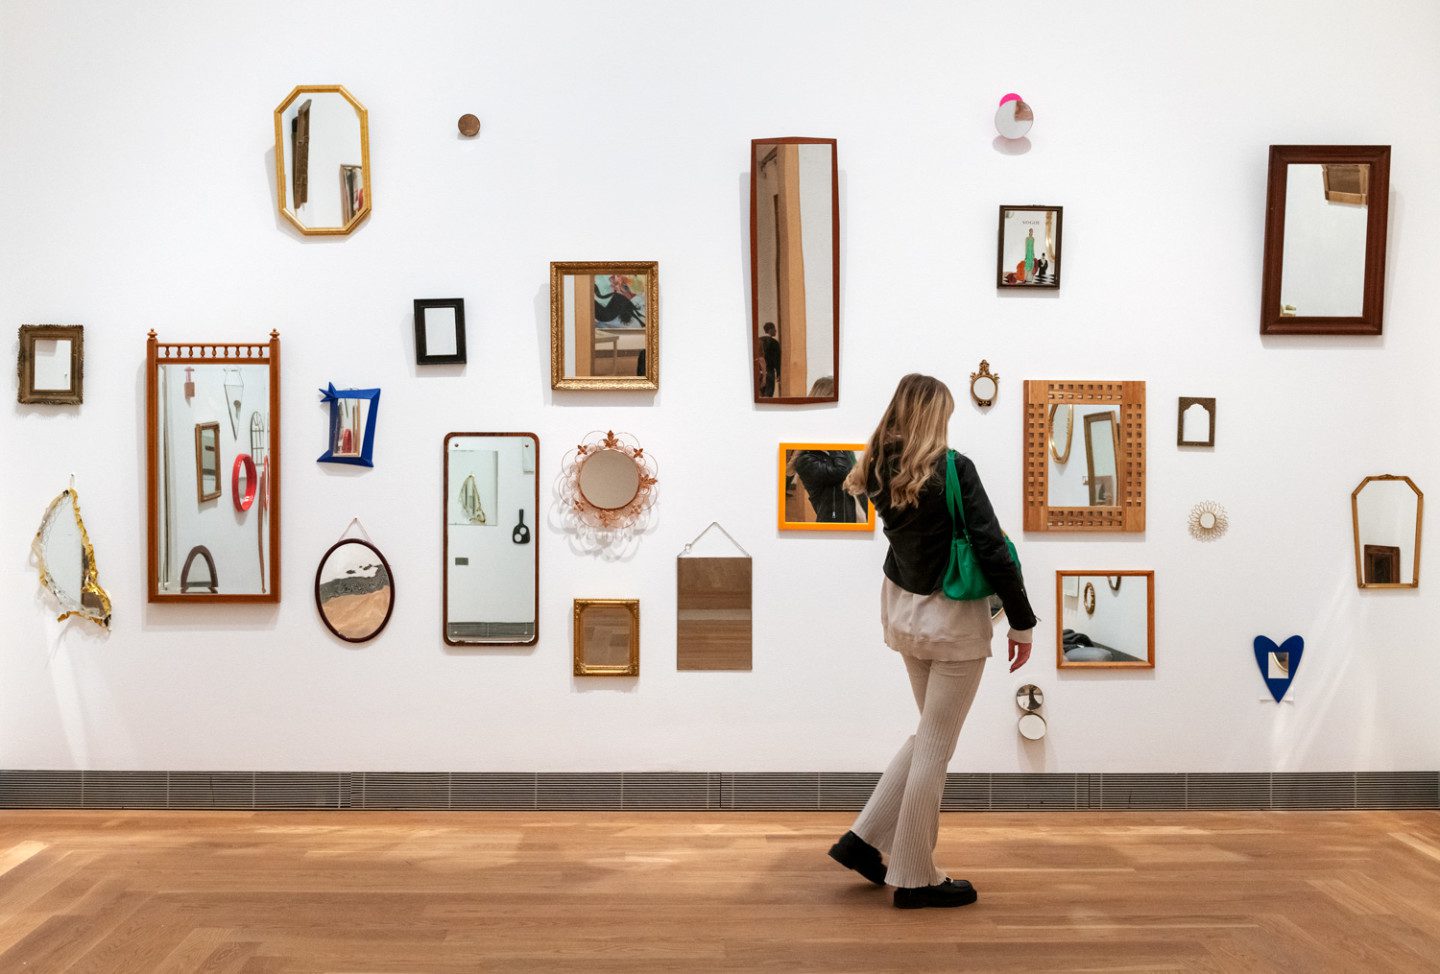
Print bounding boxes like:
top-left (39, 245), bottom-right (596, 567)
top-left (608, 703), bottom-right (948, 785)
top-left (970, 360), bottom-right (999, 407)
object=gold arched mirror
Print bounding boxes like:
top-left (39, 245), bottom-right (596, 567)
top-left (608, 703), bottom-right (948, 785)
top-left (273, 85), bottom-right (371, 236)
top-left (1351, 475), bottom-right (1422, 588)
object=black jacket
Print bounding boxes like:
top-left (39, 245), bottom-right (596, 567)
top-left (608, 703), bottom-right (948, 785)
top-left (793, 450), bottom-right (860, 523)
top-left (868, 450), bottom-right (1037, 631)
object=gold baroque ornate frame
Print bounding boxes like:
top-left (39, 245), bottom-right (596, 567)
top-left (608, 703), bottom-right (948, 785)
top-left (549, 261), bottom-right (659, 391)
top-left (572, 598), bottom-right (641, 676)
top-left (1024, 380), bottom-right (1145, 533)
top-left (272, 85), bottom-right (372, 237)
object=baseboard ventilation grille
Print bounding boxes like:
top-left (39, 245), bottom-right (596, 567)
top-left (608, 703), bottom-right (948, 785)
top-left (1, 770), bottom-right (1434, 812)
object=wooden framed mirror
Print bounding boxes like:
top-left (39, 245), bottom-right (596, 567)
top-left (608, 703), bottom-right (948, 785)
top-left (1177, 397), bottom-right (1216, 447)
top-left (444, 432), bottom-right (539, 645)
top-left (1024, 381), bottom-right (1145, 532)
top-left (1261, 145), bottom-right (1390, 335)
top-left (273, 85), bottom-right (371, 236)
top-left (1057, 570), bottom-right (1155, 669)
top-left (573, 598), bottom-right (640, 676)
top-left (1351, 475), bottom-right (1422, 589)
top-left (750, 137), bottom-right (839, 404)
top-left (148, 332), bottom-right (280, 602)
top-left (550, 262), bottom-right (658, 390)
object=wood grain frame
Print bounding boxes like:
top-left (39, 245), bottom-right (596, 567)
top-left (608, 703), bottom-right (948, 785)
top-left (1055, 570), bottom-right (1155, 669)
top-left (1024, 381), bottom-right (1145, 532)
top-left (194, 422), bottom-right (222, 502)
top-left (273, 84), bottom-right (372, 237)
top-left (1350, 474), bottom-right (1422, 590)
top-left (573, 598), bottom-right (640, 676)
top-left (996, 205), bottom-right (1063, 290)
top-left (147, 331), bottom-right (281, 604)
top-left (750, 137), bottom-right (840, 405)
top-left (1260, 145), bottom-right (1390, 335)
top-left (1176, 396), bottom-right (1216, 447)
top-left (777, 442), bottom-right (875, 533)
top-left (549, 261), bottom-right (659, 390)
top-left (17, 324), bottom-right (84, 404)
top-left (442, 432), bottom-right (540, 646)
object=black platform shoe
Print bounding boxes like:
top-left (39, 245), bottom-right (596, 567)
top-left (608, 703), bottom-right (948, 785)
top-left (893, 879), bottom-right (978, 909)
top-left (827, 831), bottom-right (887, 886)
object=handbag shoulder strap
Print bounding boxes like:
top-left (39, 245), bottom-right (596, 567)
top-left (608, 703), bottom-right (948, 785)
top-left (944, 450), bottom-right (970, 541)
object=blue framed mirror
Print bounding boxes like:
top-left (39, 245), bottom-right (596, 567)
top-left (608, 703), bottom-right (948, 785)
top-left (318, 383), bottom-right (380, 467)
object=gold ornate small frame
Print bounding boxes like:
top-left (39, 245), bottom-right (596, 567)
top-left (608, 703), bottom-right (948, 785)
top-left (1024, 380), bottom-right (1146, 533)
top-left (970, 360), bottom-right (999, 407)
top-left (18, 325), bottom-right (84, 404)
top-left (1351, 475), bottom-right (1423, 589)
top-left (31, 487), bottom-right (111, 628)
top-left (273, 85), bottom-right (372, 236)
top-left (1082, 581), bottom-right (1097, 615)
top-left (550, 261), bottom-right (659, 390)
top-left (573, 599), bottom-right (640, 676)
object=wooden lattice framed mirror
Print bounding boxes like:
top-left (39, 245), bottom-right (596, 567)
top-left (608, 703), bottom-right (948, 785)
top-left (1024, 380), bottom-right (1145, 533)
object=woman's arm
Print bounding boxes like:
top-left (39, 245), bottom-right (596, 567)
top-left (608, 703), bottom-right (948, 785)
top-left (956, 454), bottom-right (1038, 637)
top-left (793, 451), bottom-right (852, 488)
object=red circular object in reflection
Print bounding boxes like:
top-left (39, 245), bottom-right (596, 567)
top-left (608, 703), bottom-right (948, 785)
top-left (233, 453), bottom-right (258, 511)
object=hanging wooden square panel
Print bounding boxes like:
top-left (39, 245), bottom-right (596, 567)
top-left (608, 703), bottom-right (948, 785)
top-left (677, 556), bottom-right (752, 671)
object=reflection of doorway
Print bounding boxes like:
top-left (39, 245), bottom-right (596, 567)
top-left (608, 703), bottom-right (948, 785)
top-left (1363, 544), bottom-right (1401, 584)
top-left (1083, 411), bottom-right (1120, 507)
top-left (755, 145), bottom-right (808, 397)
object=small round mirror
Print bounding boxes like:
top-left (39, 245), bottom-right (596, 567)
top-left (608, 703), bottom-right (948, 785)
top-left (1199, 511), bottom-right (1217, 530)
top-left (578, 448), bottom-right (641, 510)
top-left (1018, 712), bottom-right (1047, 741)
top-left (1016, 684), bottom-right (1043, 712)
top-left (315, 538), bottom-right (394, 643)
top-left (995, 94), bottom-right (1034, 140)
top-left (973, 376), bottom-right (996, 401)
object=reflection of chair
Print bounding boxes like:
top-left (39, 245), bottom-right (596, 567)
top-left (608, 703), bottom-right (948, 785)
top-left (180, 545), bottom-right (219, 594)
top-left (1363, 544), bottom-right (1401, 584)
top-left (593, 327), bottom-right (644, 375)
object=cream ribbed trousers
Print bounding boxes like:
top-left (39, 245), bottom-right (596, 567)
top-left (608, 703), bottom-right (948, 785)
top-left (850, 654), bottom-right (987, 888)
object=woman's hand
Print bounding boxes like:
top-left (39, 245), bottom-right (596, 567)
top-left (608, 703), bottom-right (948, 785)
top-left (1008, 639), bottom-right (1032, 673)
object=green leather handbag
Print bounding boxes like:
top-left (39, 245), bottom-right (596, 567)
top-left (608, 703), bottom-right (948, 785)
top-left (941, 450), bottom-right (1020, 601)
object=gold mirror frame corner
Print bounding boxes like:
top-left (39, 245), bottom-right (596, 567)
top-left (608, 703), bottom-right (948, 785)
top-left (572, 598), bottom-right (640, 676)
top-left (1350, 474), bottom-right (1423, 590)
top-left (272, 84), bottom-right (372, 237)
top-left (32, 487), bottom-right (112, 629)
top-left (1024, 380), bottom-right (1146, 534)
top-left (549, 261), bottom-right (659, 391)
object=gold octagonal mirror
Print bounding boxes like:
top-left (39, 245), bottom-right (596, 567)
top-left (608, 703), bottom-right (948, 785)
top-left (273, 85), bottom-right (371, 236)
top-left (1351, 475), bottom-right (1422, 589)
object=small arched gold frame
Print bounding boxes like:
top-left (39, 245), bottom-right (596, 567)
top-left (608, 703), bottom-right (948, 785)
top-left (273, 85), bottom-right (372, 236)
top-left (1350, 475), bottom-right (1423, 589)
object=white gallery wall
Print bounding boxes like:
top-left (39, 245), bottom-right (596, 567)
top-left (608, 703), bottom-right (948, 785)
top-left (2, 0), bottom-right (1437, 774)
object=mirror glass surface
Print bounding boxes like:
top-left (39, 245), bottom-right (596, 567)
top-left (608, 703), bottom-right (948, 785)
top-left (578, 448), bottom-right (641, 509)
top-left (995, 98), bottom-right (1033, 139)
top-left (1181, 402), bottom-right (1212, 444)
top-left (1268, 651), bottom-right (1290, 679)
top-left (560, 271), bottom-right (651, 379)
top-left (1018, 712), bottom-right (1047, 740)
top-left (783, 448), bottom-right (869, 525)
top-left (973, 376), bottom-right (997, 402)
top-left (753, 140), bottom-right (837, 401)
top-left (1280, 163), bottom-right (1369, 318)
top-left (31, 339), bottom-right (73, 391)
top-left (578, 603), bottom-right (636, 670)
top-left (1354, 478), bottom-right (1421, 586)
top-left (1048, 405), bottom-right (1120, 507)
top-left (445, 434), bottom-right (538, 644)
top-left (34, 490), bottom-right (111, 627)
top-left (1060, 573), bottom-right (1152, 666)
top-left (316, 539), bottom-right (393, 642)
top-left (277, 89), bottom-right (368, 233)
top-left (155, 363), bottom-right (272, 597)
top-left (424, 307), bottom-right (458, 356)
top-left (1016, 684), bottom-right (1044, 712)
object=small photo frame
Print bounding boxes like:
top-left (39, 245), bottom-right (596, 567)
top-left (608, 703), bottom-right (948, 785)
top-left (1177, 397), bottom-right (1216, 447)
top-left (414, 299), bottom-right (467, 365)
top-left (18, 324), bottom-right (84, 404)
top-left (573, 598), bottom-right (640, 676)
top-left (997, 206), bottom-right (1062, 289)
top-left (778, 443), bottom-right (875, 532)
top-left (318, 383), bottom-right (380, 467)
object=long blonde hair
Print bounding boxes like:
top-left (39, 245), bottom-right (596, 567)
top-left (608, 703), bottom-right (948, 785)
top-left (844, 374), bottom-right (954, 508)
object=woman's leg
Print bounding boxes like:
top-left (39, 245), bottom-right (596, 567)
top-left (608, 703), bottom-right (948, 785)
top-left (884, 658), bottom-right (987, 888)
top-left (849, 654), bottom-right (933, 854)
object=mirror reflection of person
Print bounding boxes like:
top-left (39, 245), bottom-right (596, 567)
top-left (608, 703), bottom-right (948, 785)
top-left (826, 373), bottom-right (1035, 910)
top-left (791, 448), bottom-right (858, 523)
top-left (757, 322), bottom-right (781, 397)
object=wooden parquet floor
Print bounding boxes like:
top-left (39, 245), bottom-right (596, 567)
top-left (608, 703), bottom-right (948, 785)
top-left (0, 810), bottom-right (1438, 972)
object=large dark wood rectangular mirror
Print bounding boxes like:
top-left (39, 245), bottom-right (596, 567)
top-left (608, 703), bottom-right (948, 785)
top-left (1261, 145), bottom-right (1390, 335)
top-left (750, 138), bottom-right (839, 404)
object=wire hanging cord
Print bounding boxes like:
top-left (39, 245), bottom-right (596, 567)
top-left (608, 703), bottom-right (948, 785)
top-left (339, 516), bottom-right (374, 543)
top-left (679, 521), bottom-right (750, 558)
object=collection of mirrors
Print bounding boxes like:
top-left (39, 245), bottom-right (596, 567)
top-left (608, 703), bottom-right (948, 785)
top-left (750, 138), bottom-right (840, 404)
top-left (146, 333), bottom-right (280, 602)
top-left (17, 325), bottom-right (83, 405)
top-left (273, 85), bottom-right (371, 236)
top-left (1056, 571), bottom-right (1155, 669)
top-left (550, 262), bottom-right (658, 390)
top-left (1351, 475), bottom-right (1422, 589)
top-left (573, 599), bottom-right (640, 676)
top-left (443, 433), bottom-right (539, 645)
top-left (1261, 145), bottom-right (1390, 335)
top-left (777, 443), bottom-right (873, 532)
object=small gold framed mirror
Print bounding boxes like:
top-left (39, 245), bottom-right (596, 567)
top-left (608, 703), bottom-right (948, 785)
top-left (970, 360), bottom-right (999, 407)
top-left (18, 325), bottom-right (84, 404)
top-left (273, 85), bottom-right (371, 236)
top-left (573, 599), bottom-right (640, 676)
top-left (1025, 381), bottom-right (1145, 533)
top-left (1351, 475), bottom-right (1422, 588)
top-left (550, 261), bottom-right (658, 390)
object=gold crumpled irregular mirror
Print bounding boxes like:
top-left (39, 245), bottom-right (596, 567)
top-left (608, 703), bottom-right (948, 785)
top-left (273, 85), bottom-right (371, 236)
top-left (32, 486), bottom-right (111, 629)
top-left (1351, 475), bottom-right (1422, 588)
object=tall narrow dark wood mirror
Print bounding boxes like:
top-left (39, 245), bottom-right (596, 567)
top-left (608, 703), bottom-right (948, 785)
top-left (750, 138), bottom-right (839, 404)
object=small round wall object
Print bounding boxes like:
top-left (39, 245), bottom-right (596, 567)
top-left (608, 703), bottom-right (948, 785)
top-left (458, 114), bottom-right (481, 137)
top-left (233, 453), bottom-right (258, 511)
top-left (1018, 712), bottom-right (1047, 741)
top-left (1188, 501), bottom-right (1229, 541)
top-left (995, 93), bottom-right (1034, 140)
top-left (1016, 684), bottom-right (1046, 740)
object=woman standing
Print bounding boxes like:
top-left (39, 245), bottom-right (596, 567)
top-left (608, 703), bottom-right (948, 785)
top-left (827, 373), bottom-right (1035, 909)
